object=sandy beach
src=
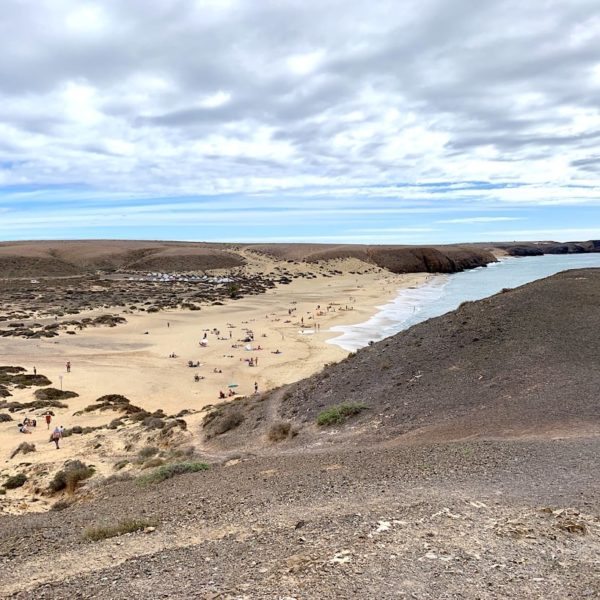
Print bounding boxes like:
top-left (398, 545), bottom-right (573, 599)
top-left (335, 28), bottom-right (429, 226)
top-left (0, 264), bottom-right (427, 510)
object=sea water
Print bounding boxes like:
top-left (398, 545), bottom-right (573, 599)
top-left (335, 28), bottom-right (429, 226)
top-left (328, 253), bottom-right (600, 351)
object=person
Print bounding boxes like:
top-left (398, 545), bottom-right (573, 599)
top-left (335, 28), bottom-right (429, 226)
top-left (254, 381), bottom-right (258, 394)
top-left (219, 390), bottom-right (226, 399)
top-left (66, 361), bottom-right (71, 373)
top-left (167, 322), bottom-right (170, 328)
top-left (19, 423), bottom-right (32, 434)
top-left (52, 426), bottom-right (63, 449)
top-left (33, 366), bottom-right (37, 375)
top-left (45, 412), bottom-right (52, 429)
top-left (194, 374), bottom-right (200, 382)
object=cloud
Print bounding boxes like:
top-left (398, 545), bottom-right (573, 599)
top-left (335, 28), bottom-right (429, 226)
top-left (0, 0), bottom-right (599, 240)
top-left (438, 217), bottom-right (524, 224)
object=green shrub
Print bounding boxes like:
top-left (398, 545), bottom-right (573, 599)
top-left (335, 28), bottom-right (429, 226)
top-left (83, 518), bottom-right (156, 541)
top-left (316, 403), bottom-right (368, 426)
top-left (4, 473), bottom-right (27, 489)
top-left (137, 461), bottom-right (209, 485)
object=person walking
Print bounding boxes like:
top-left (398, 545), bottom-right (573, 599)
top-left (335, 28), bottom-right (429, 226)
top-left (51, 426), bottom-right (63, 449)
top-left (66, 361), bottom-right (71, 373)
top-left (45, 412), bottom-right (52, 430)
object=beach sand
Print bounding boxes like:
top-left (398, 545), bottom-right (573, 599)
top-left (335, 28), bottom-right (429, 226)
top-left (0, 265), bottom-right (427, 511)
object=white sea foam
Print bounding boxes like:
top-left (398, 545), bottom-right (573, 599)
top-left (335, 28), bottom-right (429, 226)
top-left (328, 253), bottom-right (600, 352)
top-left (327, 276), bottom-right (448, 351)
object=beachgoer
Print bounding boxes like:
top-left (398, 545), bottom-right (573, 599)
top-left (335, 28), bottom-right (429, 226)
top-left (52, 426), bottom-right (62, 449)
top-left (33, 366), bottom-right (37, 375)
top-left (167, 322), bottom-right (170, 328)
top-left (45, 412), bottom-right (52, 429)
top-left (254, 381), bottom-right (258, 394)
top-left (66, 361), bottom-right (71, 373)
top-left (219, 390), bottom-right (226, 399)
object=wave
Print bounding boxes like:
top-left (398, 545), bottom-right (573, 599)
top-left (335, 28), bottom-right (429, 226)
top-left (327, 276), bottom-right (448, 351)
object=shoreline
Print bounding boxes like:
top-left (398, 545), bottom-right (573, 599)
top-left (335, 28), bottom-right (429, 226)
top-left (328, 253), bottom-right (600, 352)
top-left (327, 273), bottom-right (447, 351)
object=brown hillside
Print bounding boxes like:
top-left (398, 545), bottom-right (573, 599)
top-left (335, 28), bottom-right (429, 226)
top-left (0, 239), bottom-right (597, 278)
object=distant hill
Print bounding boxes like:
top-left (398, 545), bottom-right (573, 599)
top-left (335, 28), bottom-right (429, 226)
top-left (0, 238), bottom-right (597, 278)
top-left (209, 268), bottom-right (600, 448)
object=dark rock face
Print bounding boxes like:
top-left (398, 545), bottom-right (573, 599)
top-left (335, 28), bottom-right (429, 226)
top-left (498, 240), bottom-right (599, 256)
top-left (505, 246), bottom-right (544, 256)
top-left (545, 243), bottom-right (586, 254)
top-left (366, 245), bottom-right (497, 274)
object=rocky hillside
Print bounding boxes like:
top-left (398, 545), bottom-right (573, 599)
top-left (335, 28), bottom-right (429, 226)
top-left (206, 268), bottom-right (600, 449)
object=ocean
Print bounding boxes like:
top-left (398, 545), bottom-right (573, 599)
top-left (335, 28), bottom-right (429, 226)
top-left (328, 253), bottom-right (600, 351)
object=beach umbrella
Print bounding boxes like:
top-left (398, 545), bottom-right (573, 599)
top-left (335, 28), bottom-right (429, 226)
top-left (227, 383), bottom-right (239, 388)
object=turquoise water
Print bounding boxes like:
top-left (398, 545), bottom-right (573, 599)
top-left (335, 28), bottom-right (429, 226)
top-left (329, 253), bottom-right (600, 351)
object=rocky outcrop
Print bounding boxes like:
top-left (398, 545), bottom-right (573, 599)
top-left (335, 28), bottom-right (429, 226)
top-left (367, 245), bottom-right (496, 273)
top-left (497, 240), bottom-right (599, 257)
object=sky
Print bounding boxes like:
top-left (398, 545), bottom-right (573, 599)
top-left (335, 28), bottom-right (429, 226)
top-left (1, 0), bottom-right (600, 244)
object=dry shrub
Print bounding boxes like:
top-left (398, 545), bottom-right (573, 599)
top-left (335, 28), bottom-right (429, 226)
top-left (34, 388), bottom-right (78, 401)
top-left (51, 500), bottom-right (73, 511)
top-left (203, 408), bottom-right (244, 439)
top-left (3, 473), bottom-right (27, 489)
top-left (268, 422), bottom-right (292, 442)
top-left (10, 442), bottom-right (36, 459)
top-left (141, 458), bottom-right (165, 469)
top-left (83, 518), bottom-right (155, 541)
top-left (49, 460), bottom-right (94, 494)
top-left (138, 446), bottom-right (159, 459)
